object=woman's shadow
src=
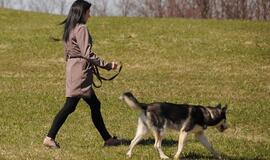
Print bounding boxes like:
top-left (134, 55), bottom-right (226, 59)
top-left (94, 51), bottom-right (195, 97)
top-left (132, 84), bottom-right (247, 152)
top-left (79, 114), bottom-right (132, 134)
top-left (119, 138), bottom-right (266, 160)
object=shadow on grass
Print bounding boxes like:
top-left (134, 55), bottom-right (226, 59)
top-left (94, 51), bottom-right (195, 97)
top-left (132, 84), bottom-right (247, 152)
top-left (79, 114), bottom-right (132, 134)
top-left (120, 138), bottom-right (265, 160)
top-left (119, 138), bottom-right (178, 146)
top-left (182, 152), bottom-right (265, 160)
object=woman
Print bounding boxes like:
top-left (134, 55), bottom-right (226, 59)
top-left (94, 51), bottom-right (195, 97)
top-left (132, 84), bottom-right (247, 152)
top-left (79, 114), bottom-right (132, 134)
top-left (43, 0), bottom-right (121, 148)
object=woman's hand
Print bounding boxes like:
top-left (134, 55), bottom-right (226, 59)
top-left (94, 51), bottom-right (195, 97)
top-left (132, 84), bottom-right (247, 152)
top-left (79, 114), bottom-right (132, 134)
top-left (112, 62), bottom-right (118, 70)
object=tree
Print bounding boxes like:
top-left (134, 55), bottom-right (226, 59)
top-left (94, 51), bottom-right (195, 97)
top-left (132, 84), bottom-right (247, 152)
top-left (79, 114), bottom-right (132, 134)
top-left (58, 0), bottom-right (68, 15)
top-left (92, 0), bottom-right (108, 16)
top-left (0, 0), bottom-right (11, 8)
top-left (164, 0), bottom-right (178, 17)
top-left (132, 0), bottom-right (166, 17)
top-left (115, 0), bottom-right (135, 16)
top-left (0, 0), bottom-right (4, 7)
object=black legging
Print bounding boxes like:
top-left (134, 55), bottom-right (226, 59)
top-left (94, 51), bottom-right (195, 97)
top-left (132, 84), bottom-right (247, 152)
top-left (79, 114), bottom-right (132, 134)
top-left (47, 94), bottom-right (111, 141)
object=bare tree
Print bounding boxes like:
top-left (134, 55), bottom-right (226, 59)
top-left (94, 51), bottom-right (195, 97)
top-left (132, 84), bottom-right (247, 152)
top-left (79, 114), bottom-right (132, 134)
top-left (0, 0), bottom-right (11, 8)
top-left (130, 0), bottom-right (269, 20)
top-left (234, 0), bottom-right (247, 19)
top-left (29, 0), bottom-right (54, 13)
top-left (262, 0), bottom-right (270, 20)
top-left (133, 0), bottom-right (151, 17)
top-left (58, 0), bottom-right (67, 15)
top-left (148, 0), bottom-right (165, 17)
top-left (133, 0), bottom-right (166, 17)
top-left (115, 0), bottom-right (135, 16)
top-left (0, 0), bottom-right (4, 7)
top-left (93, 0), bottom-right (108, 16)
top-left (257, 0), bottom-right (270, 20)
top-left (27, 0), bottom-right (67, 15)
top-left (155, 0), bottom-right (164, 17)
top-left (1, 0), bottom-right (269, 20)
top-left (200, 0), bottom-right (210, 18)
top-left (164, 0), bottom-right (179, 17)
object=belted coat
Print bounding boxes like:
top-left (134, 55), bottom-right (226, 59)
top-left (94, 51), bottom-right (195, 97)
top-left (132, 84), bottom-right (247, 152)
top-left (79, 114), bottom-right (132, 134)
top-left (64, 24), bottom-right (113, 97)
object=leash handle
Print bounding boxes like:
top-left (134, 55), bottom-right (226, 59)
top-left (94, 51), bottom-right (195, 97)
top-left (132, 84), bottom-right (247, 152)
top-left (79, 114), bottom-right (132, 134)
top-left (101, 62), bottom-right (122, 81)
top-left (92, 62), bottom-right (122, 88)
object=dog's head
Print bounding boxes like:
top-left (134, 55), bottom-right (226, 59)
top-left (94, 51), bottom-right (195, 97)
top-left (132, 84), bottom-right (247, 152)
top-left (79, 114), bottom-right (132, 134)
top-left (215, 104), bottom-right (228, 132)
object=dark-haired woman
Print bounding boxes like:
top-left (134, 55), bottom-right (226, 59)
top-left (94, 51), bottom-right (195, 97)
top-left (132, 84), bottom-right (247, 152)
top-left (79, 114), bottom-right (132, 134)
top-left (43, 0), bottom-right (121, 148)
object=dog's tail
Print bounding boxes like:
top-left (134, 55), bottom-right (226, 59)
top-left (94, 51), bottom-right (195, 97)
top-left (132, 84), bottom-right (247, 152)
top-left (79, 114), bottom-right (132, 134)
top-left (120, 92), bottom-right (147, 111)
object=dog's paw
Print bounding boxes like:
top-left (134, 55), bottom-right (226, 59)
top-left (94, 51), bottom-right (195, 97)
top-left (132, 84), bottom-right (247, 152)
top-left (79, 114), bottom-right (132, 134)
top-left (160, 155), bottom-right (170, 159)
top-left (126, 151), bottom-right (132, 158)
top-left (173, 155), bottom-right (180, 160)
top-left (214, 154), bottom-right (222, 160)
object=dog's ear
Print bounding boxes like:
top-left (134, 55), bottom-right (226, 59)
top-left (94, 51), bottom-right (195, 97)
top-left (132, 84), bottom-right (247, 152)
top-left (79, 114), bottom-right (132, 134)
top-left (216, 103), bottom-right (222, 109)
top-left (222, 104), bottom-right (228, 112)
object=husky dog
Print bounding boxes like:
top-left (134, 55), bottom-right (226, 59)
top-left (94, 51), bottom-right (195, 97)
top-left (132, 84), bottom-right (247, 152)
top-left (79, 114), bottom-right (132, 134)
top-left (120, 92), bottom-right (228, 159)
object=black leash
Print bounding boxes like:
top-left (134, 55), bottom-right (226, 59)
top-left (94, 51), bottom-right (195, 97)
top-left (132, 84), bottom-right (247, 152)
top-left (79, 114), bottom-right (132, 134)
top-left (68, 55), bottom-right (122, 88)
top-left (91, 61), bottom-right (122, 88)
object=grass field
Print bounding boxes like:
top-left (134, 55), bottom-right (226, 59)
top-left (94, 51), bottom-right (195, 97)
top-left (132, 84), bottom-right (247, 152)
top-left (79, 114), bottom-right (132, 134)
top-left (0, 8), bottom-right (269, 160)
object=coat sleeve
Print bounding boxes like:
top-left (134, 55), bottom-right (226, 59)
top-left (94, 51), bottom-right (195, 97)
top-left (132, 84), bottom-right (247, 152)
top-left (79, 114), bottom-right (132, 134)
top-left (75, 25), bottom-right (112, 70)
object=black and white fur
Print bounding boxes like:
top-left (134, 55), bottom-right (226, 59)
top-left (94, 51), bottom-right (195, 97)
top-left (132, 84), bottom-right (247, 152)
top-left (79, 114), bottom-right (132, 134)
top-left (120, 92), bottom-right (228, 159)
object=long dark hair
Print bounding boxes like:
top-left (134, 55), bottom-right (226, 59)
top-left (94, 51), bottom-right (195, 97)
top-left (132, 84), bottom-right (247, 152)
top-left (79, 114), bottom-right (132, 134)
top-left (61, 0), bottom-right (91, 42)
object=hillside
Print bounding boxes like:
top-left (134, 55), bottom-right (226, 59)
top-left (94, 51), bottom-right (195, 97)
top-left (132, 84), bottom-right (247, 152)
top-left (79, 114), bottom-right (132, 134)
top-left (0, 8), bottom-right (269, 160)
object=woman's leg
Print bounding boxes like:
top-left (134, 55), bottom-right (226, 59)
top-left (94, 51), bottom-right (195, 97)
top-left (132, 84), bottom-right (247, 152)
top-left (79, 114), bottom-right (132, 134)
top-left (83, 94), bottom-right (112, 141)
top-left (47, 97), bottom-right (80, 139)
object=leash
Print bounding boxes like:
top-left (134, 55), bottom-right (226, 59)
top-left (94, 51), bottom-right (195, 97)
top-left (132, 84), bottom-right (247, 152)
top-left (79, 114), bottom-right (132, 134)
top-left (68, 55), bottom-right (122, 88)
top-left (92, 61), bottom-right (122, 88)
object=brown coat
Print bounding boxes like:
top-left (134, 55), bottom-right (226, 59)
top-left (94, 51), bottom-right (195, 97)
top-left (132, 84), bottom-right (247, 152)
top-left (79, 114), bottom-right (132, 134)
top-left (64, 24), bottom-right (112, 97)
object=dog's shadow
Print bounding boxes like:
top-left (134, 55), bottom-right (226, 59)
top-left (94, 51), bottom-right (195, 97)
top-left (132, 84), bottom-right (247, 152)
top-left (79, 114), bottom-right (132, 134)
top-left (119, 138), bottom-right (178, 146)
top-left (120, 138), bottom-right (265, 160)
top-left (182, 152), bottom-right (265, 160)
